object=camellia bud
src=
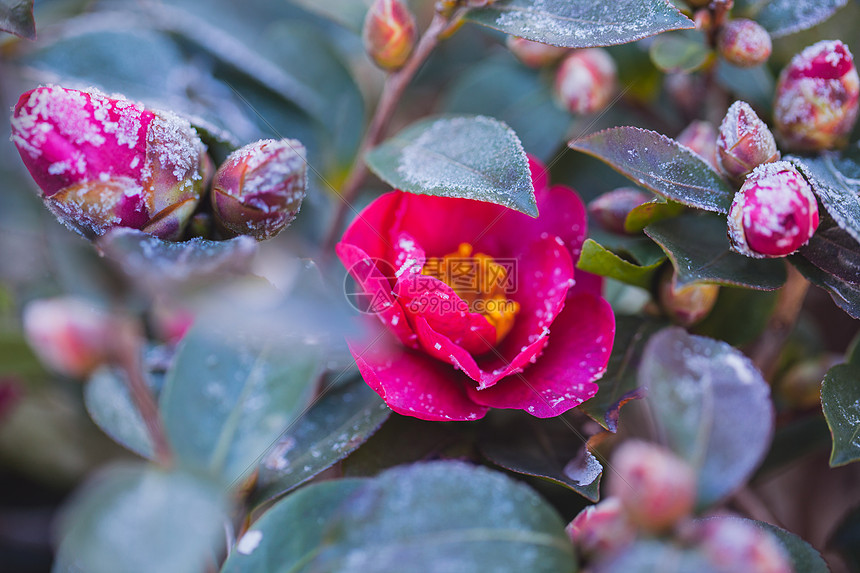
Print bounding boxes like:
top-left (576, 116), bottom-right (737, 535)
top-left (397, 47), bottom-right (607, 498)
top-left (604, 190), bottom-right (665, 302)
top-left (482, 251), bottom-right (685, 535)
top-left (697, 519), bottom-right (793, 573)
top-left (566, 497), bottom-right (636, 556)
top-left (10, 85), bottom-right (211, 240)
top-left (727, 161), bottom-right (819, 258)
top-left (658, 267), bottom-right (720, 327)
top-left (506, 36), bottom-right (568, 68)
top-left (607, 440), bottom-right (697, 532)
top-left (554, 48), bottom-right (617, 115)
top-left (362, 0), bottom-right (417, 71)
top-left (677, 120), bottom-right (719, 171)
top-left (718, 19), bottom-right (772, 68)
top-left (717, 101), bottom-right (780, 183)
top-left (588, 187), bottom-right (652, 235)
top-left (22, 297), bottom-right (115, 379)
top-left (774, 40), bottom-right (860, 151)
top-left (210, 139), bottom-right (307, 240)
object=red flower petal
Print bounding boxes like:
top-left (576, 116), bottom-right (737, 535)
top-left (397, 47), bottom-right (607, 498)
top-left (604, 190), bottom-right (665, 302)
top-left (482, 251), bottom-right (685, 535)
top-left (348, 329), bottom-right (488, 422)
top-left (466, 293), bottom-right (615, 418)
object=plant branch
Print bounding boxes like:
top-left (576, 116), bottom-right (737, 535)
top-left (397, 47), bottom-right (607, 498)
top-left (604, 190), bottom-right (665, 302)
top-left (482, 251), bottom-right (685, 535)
top-left (321, 12), bottom-right (452, 254)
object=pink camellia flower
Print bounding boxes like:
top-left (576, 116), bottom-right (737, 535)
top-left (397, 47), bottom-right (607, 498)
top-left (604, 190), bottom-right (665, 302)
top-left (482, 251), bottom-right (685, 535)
top-left (774, 40), bottom-right (860, 151)
top-left (727, 161), bottom-right (819, 258)
top-left (10, 85), bottom-right (211, 239)
top-left (338, 158), bottom-right (615, 421)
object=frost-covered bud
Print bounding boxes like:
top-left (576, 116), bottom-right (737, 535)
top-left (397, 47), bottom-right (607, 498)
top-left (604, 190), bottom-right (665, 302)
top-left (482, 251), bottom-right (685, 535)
top-left (10, 86), bottom-right (210, 240)
top-left (362, 0), bottom-right (416, 71)
top-left (211, 139), bottom-right (307, 240)
top-left (588, 188), bottom-right (652, 235)
top-left (566, 497), bottom-right (636, 556)
top-left (554, 49), bottom-right (617, 115)
top-left (728, 161), bottom-right (819, 258)
top-left (506, 36), bottom-right (568, 68)
top-left (717, 101), bottom-right (780, 183)
top-left (698, 519), bottom-right (794, 573)
top-left (718, 19), bottom-right (772, 68)
top-left (608, 440), bottom-right (696, 532)
top-left (678, 120), bottom-right (719, 171)
top-left (774, 40), bottom-right (860, 151)
top-left (22, 297), bottom-right (115, 379)
top-left (658, 268), bottom-right (719, 327)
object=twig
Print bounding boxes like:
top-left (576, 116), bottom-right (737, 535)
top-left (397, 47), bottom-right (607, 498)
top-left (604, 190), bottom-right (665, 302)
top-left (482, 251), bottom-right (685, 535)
top-left (321, 12), bottom-right (453, 255)
top-left (730, 485), bottom-right (783, 527)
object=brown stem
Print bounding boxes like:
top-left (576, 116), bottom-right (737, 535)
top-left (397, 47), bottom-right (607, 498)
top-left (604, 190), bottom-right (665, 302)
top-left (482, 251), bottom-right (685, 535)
top-left (730, 485), bottom-right (783, 527)
top-left (751, 264), bottom-right (810, 380)
top-left (321, 12), bottom-right (451, 254)
top-left (114, 327), bottom-right (173, 466)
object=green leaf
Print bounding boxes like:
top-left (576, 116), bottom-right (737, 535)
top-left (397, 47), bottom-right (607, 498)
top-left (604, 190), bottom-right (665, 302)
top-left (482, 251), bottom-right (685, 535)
top-left (479, 412), bottom-right (602, 502)
top-left (84, 368), bottom-right (156, 460)
top-left (799, 220), bottom-right (860, 286)
top-left (580, 316), bottom-right (664, 432)
top-left (589, 229), bottom-right (668, 267)
top-left (593, 540), bottom-right (720, 573)
top-left (790, 153), bottom-right (860, 245)
top-left (693, 287), bottom-right (779, 347)
top-left (642, 328), bottom-right (774, 507)
top-left (821, 362), bottom-right (860, 467)
top-left (465, 0), bottom-right (693, 48)
top-left (0, 329), bottom-right (45, 378)
top-left (624, 198), bottom-right (686, 233)
top-left (645, 212), bottom-right (788, 290)
top-left (752, 520), bottom-right (830, 573)
top-left (443, 56), bottom-right (570, 162)
top-left (715, 61), bottom-right (775, 112)
top-left (0, 0), bottom-right (34, 39)
top-left (649, 30), bottom-right (710, 74)
top-left (251, 375), bottom-right (391, 508)
top-left (223, 462), bottom-right (576, 573)
top-left (160, 320), bottom-right (321, 486)
top-left (577, 239), bottom-right (664, 290)
top-left (53, 463), bottom-right (227, 573)
top-left (570, 127), bottom-right (734, 214)
top-left (367, 115), bottom-right (537, 217)
top-left (791, 255), bottom-right (860, 319)
top-left (753, 0), bottom-right (848, 37)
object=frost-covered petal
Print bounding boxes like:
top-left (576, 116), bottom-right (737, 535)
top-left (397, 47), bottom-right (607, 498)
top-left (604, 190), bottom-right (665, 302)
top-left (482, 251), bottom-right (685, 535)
top-left (466, 293), bottom-right (614, 418)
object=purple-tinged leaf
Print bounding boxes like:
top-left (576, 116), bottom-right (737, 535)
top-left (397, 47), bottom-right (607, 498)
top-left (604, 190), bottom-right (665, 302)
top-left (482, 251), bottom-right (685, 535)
top-left (799, 220), bottom-right (860, 286)
top-left (751, 0), bottom-right (848, 38)
top-left (0, 0), bottom-right (35, 39)
top-left (790, 153), bottom-right (860, 245)
top-left (791, 256), bottom-right (860, 319)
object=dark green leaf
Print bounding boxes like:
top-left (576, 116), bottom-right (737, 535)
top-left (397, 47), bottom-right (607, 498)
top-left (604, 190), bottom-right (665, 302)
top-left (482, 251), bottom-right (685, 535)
top-left (580, 316), bottom-right (664, 432)
top-left (570, 127), bottom-right (734, 213)
top-left (646, 212), bottom-right (788, 290)
top-left (693, 287), bottom-right (779, 347)
top-left (799, 220), bottom-right (860, 286)
top-left (649, 31), bottom-right (710, 74)
top-left (830, 505), bottom-right (860, 572)
top-left (642, 328), bottom-right (774, 507)
top-left (577, 239), bottom-right (664, 290)
top-left (715, 61), bottom-right (775, 112)
top-left (791, 256), bottom-right (860, 319)
top-left (753, 0), bottom-right (848, 37)
top-left (160, 320), bottom-right (321, 486)
top-left (790, 153), bottom-right (860, 245)
top-left (54, 463), bottom-right (227, 573)
top-left (624, 198), bottom-right (686, 233)
top-left (443, 56), bottom-right (570, 162)
top-left (0, 0), bottom-right (35, 39)
top-left (367, 115), bottom-right (537, 216)
top-left (593, 539), bottom-right (720, 573)
top-left (251, 375), bottom-right (390, 507)
top-left (84, 369), bottom-right (155, 460)
top-left (479, 412), bottom-right (602, 501)
top-left (224, 462), bottom-right (576, 573)
top-left (466, 0), bottom-right (693, 48)
top-left (821, 363), bottom-right (860, 467)
top-left (752, 520), bottom-right (830, 573)
top-left (590, 229), bottom-right (668, 267)
top-left (754, 414), bottom-right (831, 480)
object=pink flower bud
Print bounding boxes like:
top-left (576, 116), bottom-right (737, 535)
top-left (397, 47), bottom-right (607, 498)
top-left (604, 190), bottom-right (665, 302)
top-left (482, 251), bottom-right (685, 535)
top-left (554, 48), bottom-right (617, 115)
top-left (718, 19), bottom-right (772, 68)
top-left (677, 120), bottom-right (719, 171)
top-left (22, 297), bottom-right (115, 379)
top-left (774, 40), bottom-right (860, 151)
top-left (658, 268), bottom-right (720, 327)
top-left (607, 440), bottom-right (697, 532)
top-left (587, 187), bottom-right (652, 235)
top-left (362, 0), bottom-right (417, 71)
top-left (506, 36), bottom-right (568, 68)
top-left (717, 101), bottom-right (780, 183)
top-left (211, 139), bottom-right (307, 240)
top-left (727, 161), bottom-right (819, 258)
top-left (10, 86), bottom-right (210, 240)
top-left (567, 497), bottom-right (636, 556)
top-left (698, 519), bottom-right (793, 573)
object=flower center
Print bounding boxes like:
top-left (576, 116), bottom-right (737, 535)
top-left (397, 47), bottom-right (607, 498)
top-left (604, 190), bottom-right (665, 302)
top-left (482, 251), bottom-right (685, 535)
top-left (422, 243), bottom-right (520, 343)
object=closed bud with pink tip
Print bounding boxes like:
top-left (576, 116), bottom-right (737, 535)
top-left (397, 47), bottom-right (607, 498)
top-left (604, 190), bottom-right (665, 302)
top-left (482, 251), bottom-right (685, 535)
top-left (362, 0), bottom-right (416, 71)
top-left (554, 48), bottom-right (617, 115)
top-left (717, 101), bottom-right (780, 183)
top-left (718, 19), bottom-right (772, 68)
top-left (506, 36), bottom-right (568, 68)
